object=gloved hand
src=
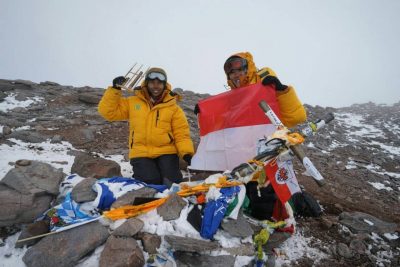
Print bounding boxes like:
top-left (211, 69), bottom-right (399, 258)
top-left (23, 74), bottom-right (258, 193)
top-left (183, 154), bottom-right (192, 165)
top-left (112, 76), bottom-right (127, 89)
top-left (261, 75), bottom-right (288, 91)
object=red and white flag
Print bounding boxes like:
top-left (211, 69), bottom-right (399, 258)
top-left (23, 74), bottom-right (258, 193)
top-left (265, 160), bottom-right (301, 203)
top-left (190, 83), bottom-right (280, 171)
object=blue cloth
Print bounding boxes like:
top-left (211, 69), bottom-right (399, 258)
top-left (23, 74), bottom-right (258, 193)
top-left (94, 177), bottom-right (168, 210)
top-left (200, 186), bottom-right (240, 239)
top-left (107, 177), bottom-right (168, 192)
top-left (44, 177), bottom-right (168, 231)
top-left (46, 193), bottom-right (99, 231)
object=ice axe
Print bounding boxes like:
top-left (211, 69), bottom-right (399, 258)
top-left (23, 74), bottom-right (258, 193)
top-left (258, 100), bottom-right (333, 187)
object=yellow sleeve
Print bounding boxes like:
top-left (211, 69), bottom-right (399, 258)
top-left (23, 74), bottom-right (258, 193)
top-left (98, 86), bottom-right (130, 121)
top-left (276, 86), bottom-right (307, 128)
top-left (171, 107), bottom-right (195, 157)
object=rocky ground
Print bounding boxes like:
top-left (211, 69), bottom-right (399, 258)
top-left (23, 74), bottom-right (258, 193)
top-left (0, 79), bottom-right (399, 266)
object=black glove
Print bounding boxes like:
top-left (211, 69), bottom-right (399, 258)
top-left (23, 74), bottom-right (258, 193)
top-left (183, 154), bottom-right (192, 165)
top-left (261, 75), bottom-right (288, 91)
top-left (112, 76), bottom-right (127, 89)
top-left (194, 103), bottom-right (200, 115)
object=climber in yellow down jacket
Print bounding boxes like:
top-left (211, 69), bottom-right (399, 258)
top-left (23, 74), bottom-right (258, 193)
top-left (98, 67), bottom-right (194, 185)
top-left (222, 51), bottom-right (306, 127)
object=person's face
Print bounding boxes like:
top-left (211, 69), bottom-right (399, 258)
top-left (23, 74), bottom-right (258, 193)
top-left (147, 79), bottom-right (165, 98)
top-left (228, 69), bottom-right (246, 88)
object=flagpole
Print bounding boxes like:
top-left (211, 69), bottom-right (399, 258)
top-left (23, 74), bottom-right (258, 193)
top-left (16, 216), bottom-right (103, 243)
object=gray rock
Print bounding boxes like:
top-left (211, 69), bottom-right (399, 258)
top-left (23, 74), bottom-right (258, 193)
top-left (0, 80), bottom-right (15, 91)
top-left (15, 220), bottom-right (50, 248)
top-left (71, 178), bottom-right (97, 202)
top-left (0, 91), bottom-right (6, 101)
top-left (0, 184), bottom-right (52, 227)
top-left (336, 242), bottom-right (353, 258)
top-left (223, 243), bottom-right (255, 256)
top-left (78, 93), bottom-right (102, 104)
top-left (2, 126), bottom-right (11, 135)
top-left (339, 211), bottom-right (397, 234)
top-left (136, 232), bottom-right (161, 254)
top-left (39, 81), bottom-right (60, 86)
top-left (71, 153), bottom-right (121, 178)
top-left (11, 107), bottom-right (27, 113)
top-left (221, 212), bottom-right (254, 238)
top-left (111, 187), bottom-right (157, 208)
top-left (320, 216), bottom-right (336, 229)
top-left (0, 161), bottom-right (64, 227)
top-left (1, 161), bottom-right (64, 195)
top-left (349, 239), bottom-right (367, 255)
top-left (14, 79), bottom-right (37, 87)
top-left (50, 135), bottom-right (63, 143)
top-left (157, 193), bottom-right (186, 221)
top-left (265, 231), bottom-right (292, 251)
top-left (8, 130), bottom-right (47, 143)
top-left (174, 252), bottom-right (235, 267)
top-left (79, 128), bottom-right (95, 142)
top-left (15, 159), bottom-right (31, 166)
top-left (99, 235), bottom-right (144, 267)
top-left (0, 116), bottom-right (25, 128)
top-left (164, 235), bottom-right (219, 252)
top-left (112, 218), bottom-right (144, 237)
top-left (22, 222), bottom-right (109, 267)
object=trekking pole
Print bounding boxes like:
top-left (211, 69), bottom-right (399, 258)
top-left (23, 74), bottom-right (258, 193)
top-left (258, 101), bottom-right (331, 187)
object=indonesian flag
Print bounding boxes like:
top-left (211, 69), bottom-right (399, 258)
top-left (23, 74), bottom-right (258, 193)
top-left (265, 160), bottom-right (301, 203)
top-left (190, 82), bottom-right (280, 171)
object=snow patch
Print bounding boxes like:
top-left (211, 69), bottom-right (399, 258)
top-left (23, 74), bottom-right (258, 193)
top-left (0, 138), bottom-right (78, 179)
top-left (0, 232), bottom-right (28, 267)
top-left (0, 93), bottom-right (44, 112)
top-left (368, 182), bottom-right (393, 191)
top-left (275, 231), bottom-right (328, 266)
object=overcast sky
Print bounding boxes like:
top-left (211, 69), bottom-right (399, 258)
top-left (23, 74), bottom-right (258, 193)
top-left (1, 0), bottom-right (399, 107)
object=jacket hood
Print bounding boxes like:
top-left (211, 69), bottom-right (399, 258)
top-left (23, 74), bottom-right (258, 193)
top-left (225, 51), bottom-right (258, 89)
top-left (145, 67), bottom-right (168, 82)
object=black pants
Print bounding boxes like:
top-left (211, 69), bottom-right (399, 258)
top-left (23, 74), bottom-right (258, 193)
top-left (130, 154), bottom-right (183, 185)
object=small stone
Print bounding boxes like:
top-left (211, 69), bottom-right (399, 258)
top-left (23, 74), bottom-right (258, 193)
top-left (337, 243), bottom-right (352, 258)
top-left (2, 126), bottom-right (12, 135)
top-left (15, 159), bottom-right (32, 166)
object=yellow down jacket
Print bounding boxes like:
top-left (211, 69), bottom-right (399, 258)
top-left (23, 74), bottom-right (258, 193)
top-left (98, 83), bottom-right (194, 159)
top-left (226, 52), bottom-right (307, 127)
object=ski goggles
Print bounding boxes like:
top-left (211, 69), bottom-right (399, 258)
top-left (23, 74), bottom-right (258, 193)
top-left (146, 72), bottom-right (166, 82)
top-left (224, 57), bottom-right (248, 74)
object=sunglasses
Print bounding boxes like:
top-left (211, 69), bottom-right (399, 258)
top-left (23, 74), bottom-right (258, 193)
top-left (146, 72), bottom-right (166, 82)
top-left (224, 57), bottom-right (248, 74)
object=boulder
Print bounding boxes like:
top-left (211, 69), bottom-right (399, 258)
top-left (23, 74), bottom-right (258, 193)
top-left (99, 236), bottom-right (144, 267)
top-left (164, 235), bottom-right (219, 252)
top-left (22, 222), bottom-right (109, 267)
top-left (71, 178), bottom-right (97, 203)
top-left (71, 153), bottom-right (121, 178)
top-left (112, 218), bottom-right (144, 237)
top-left (157, 193), bottom-right (186, 221)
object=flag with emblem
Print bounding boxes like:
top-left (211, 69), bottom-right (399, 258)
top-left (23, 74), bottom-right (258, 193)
top-left (265, 159), bottom-right (301, 203)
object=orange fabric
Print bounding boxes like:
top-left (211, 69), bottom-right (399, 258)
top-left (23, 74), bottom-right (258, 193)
top-left (103, 179), bottom-right (242, 220)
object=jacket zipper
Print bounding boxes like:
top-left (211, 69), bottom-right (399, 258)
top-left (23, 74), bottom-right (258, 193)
top-left (168, 133), bottom-right (174, 144)
top-left (130, 130), bottom-right (134, 148)
top-left (155, 110), bottom-right (159, 127)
